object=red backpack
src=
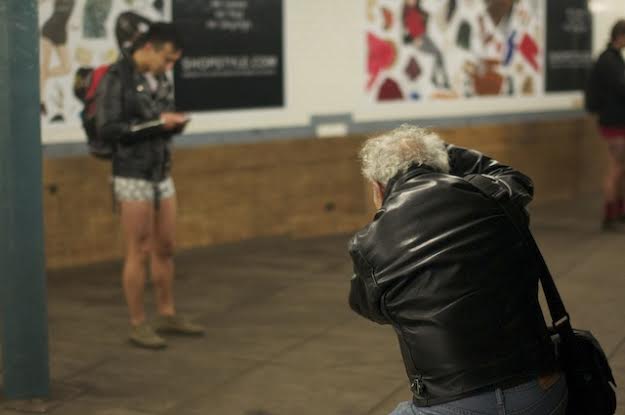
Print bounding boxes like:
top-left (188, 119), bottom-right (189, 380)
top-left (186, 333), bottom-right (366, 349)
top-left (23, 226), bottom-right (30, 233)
top-left (73, 65), bottom-right (112, 159)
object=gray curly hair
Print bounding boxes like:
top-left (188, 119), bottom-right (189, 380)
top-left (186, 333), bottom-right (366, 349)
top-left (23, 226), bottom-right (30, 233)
top-left (359, 124), bottom-right (450, 185)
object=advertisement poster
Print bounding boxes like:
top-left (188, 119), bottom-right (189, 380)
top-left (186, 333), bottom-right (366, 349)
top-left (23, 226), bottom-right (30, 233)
top-left (545, 0), bottom-right (592, 92)
top-left (366, 0), bottom-right (545, 102)
top-left (172, 0), bottom-right (284, 112)
top-left (39, 0), bottom-right (170, 130)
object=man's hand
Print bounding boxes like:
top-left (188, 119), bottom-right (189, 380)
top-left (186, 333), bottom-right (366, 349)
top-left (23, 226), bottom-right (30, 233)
top-left (160, 112), bottom-right (189, 130)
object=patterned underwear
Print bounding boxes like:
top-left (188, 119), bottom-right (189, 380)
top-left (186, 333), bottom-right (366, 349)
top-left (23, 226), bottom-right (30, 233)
top-left (112, 176), bottom-right (176, 202)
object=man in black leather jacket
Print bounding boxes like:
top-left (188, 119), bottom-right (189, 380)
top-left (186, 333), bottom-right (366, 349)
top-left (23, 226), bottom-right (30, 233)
top-left (96, 23), bottom-right (204, 349)
top-left (349, 125), bottom-right (567, 414)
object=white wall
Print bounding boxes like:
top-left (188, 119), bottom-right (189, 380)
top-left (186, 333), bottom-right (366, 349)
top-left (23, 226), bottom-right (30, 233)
top-left (591, 0), bottom-right (624, 55)
top-left (42, 1), bottom-right (625, 144)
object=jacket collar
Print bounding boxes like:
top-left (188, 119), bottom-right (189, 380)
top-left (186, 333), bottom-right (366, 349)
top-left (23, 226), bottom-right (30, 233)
top-left (383, 163), bottom-right (438, 202)
top-left (607, 45), bottom-right (624, 57)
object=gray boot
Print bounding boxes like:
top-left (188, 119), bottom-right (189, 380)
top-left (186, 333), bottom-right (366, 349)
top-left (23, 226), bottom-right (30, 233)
top-left (154, 314), bottom-right (205, 336)
top-left (129, 322), bottom-right (167, 349)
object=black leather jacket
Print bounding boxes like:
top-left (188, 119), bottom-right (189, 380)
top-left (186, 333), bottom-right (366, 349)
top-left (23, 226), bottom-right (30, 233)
top-left (349, 146), bottom-right (557, 406)
top-left (596, 46), bottom-right (625, 127)
top-left (95, 56), bottom-right (179, 181)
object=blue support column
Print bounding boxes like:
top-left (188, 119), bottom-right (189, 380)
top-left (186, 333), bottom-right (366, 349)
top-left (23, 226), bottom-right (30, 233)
top-left (0, 0), bottom-right (50, 399)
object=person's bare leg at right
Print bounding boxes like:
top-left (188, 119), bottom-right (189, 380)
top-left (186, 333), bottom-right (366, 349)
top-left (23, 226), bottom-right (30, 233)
top-left (151, 195), bottom-right (204, 336)
top-left (602, 138), bottom-right (625, 230)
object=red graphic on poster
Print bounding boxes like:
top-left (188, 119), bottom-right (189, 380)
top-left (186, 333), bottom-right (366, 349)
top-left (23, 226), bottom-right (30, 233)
top-left (486, 0), bottom-right (515, 27)
top-left (367, 32), bottom-right (397, 89)
top-left (403, 4), bottom-right (426, 39)
top-left (519, 33), bottom-right (539, 71)
top-left (405, 57), bottom-right (421, 81)
top-left (378, 78), bottom-right (404, 100)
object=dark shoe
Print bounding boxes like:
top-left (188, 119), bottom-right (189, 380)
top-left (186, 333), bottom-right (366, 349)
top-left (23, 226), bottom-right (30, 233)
top-left (129, 322), bottom-right (167, 349)
top-left (154, 314), bottom-right (205, 336)
top-left (601, 218), bottom-right (625, 232)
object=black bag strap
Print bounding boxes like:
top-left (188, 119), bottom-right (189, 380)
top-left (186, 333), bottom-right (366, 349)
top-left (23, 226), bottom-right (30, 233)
top-left (467, 175), bottom-right (574, 339)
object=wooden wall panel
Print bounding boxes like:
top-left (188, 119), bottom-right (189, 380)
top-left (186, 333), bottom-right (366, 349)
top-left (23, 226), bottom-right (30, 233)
top-left (42, 116), bottom-right (608, 269)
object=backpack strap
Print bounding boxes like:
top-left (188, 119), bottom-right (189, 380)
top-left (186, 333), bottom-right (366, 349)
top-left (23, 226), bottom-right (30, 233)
top-left (85, 65), bottom-right (110, 101)
top-left (466, 174), bottom-right (574, 339)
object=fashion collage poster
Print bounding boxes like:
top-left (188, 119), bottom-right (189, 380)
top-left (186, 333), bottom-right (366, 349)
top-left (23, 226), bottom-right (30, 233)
top-left (39, 0), bottom-right (171, 128)
top-left (366, 0), bottom-right (545, 102)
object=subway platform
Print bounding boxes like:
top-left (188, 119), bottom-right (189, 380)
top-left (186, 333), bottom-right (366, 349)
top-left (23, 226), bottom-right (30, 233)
top-left (1, 194), bottom-right (625, 415)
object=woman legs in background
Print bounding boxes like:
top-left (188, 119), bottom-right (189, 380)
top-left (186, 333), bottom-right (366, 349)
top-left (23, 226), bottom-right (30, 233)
top-left (600, 132), bottom-right (625, 231)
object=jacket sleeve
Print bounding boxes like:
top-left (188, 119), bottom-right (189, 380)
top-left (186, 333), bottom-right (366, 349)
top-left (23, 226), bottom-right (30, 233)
top-left (95, 69), bottom-right (166, 144)
top-left (348, 238), bottom-right (389, 325)
top-left (598, 52), bottom-right (625, 100)
top-left (447, 144), bottom-right (534, 207)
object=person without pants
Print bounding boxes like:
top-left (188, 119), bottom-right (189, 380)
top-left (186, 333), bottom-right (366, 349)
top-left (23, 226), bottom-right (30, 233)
top-left (593, 20), bottom-right (625, 231)
top-left (96, 22), bottom-right (204, 349)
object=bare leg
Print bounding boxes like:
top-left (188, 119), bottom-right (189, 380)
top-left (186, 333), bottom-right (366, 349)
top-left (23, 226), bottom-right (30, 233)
top-left (604, 139), bottom-right (625, 204)
top-left (619, 141), bottom-right (625, 207)
top-left (120, 200), bottom-right (154, 326)
top-left (151, 196), bottom-right (177, 317)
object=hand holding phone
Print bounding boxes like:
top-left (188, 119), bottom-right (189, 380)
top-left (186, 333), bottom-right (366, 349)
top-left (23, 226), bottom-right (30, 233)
top-left (161, 112), bottom-right (190, 130)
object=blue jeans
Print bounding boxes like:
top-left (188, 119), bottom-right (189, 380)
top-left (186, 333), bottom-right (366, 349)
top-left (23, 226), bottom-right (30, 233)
top-left (390, 375), bottom-right (567, 415)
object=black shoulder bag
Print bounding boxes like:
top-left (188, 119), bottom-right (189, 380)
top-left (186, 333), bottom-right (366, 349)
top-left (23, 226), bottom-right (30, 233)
top-left (467, 174), bottom-right (617, 415)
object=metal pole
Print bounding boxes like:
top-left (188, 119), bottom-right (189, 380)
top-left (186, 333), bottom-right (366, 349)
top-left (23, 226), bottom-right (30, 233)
top-left (0, 0), bottom-right (50, 399)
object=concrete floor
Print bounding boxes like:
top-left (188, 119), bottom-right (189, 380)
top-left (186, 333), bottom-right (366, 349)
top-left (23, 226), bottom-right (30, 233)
top-left (2, 195), bottom-right (625, 414)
